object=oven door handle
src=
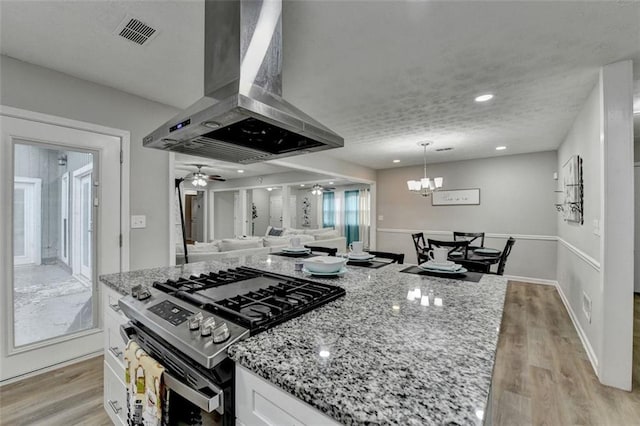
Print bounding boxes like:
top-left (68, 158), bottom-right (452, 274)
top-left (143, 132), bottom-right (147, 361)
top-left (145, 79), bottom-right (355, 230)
top-left (163, 372), bottom-right (223, 413)
top-left (119, 324), bottom-right (224, 414)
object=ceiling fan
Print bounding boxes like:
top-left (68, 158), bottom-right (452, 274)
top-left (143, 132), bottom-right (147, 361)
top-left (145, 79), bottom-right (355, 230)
top-left (180, 164), bottom-right (226, 187)
top-left (310, 183), bottom-right (335, 195)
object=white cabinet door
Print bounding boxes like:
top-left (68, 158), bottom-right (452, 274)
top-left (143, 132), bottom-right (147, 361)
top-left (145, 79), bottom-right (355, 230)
top-left (235, 365), bottom-right (340, 426)
top-left (104, 360), bottom-right (127, 426)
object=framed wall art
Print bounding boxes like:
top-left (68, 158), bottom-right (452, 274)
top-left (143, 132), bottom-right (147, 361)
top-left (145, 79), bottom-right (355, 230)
top-left (431, 188), bottom-right (480, 206)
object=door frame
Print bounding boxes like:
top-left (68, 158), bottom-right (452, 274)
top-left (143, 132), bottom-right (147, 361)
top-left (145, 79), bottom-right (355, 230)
top-left (0, 105), bottom-right (130, 382)
top-left (13, 177), bottom-right (42, 266)
top-left (72, 163), bottom-right (94, 279)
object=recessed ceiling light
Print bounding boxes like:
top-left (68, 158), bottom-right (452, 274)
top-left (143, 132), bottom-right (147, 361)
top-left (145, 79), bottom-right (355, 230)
top-left (266, 187), bottom-right (273, 191)
top-left (329, 181), bottom-right (334, 185)
top-left (475, 93), bottom-right (494, 103)
top-left (300, 184), bottom-right (305, 187)
top-left (237, 169), bottom-right (244, 173)
top-left (393, 159), bottom-right (401, 163)
top-left (495, 146), bottom-right (507, 151)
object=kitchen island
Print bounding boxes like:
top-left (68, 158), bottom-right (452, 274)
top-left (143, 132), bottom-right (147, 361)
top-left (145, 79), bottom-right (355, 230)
top-left (100, 254), bottom-right (508, 426)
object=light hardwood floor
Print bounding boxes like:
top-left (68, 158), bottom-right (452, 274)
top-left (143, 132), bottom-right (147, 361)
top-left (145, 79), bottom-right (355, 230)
top-left (0, 356), bottom-right (110, 425)
top-left (0, 283), bottom-right (638, 426)
top-left (491, 283), bottom-right (640, 426)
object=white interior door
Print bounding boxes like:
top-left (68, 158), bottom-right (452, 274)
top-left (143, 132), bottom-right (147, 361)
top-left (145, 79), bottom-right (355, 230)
top-left (73, 167), bottom-right (93, 280)
top-left (60, 172), bottom-right (69, 266)
top-left (0, 110), bottom-right (123, 382)
top-left (289, 195), bottom-right (297, 228)
top-left (270, 196), bottom-right (283, 227)
top-left (635, 165), bottom-right (640, 293)
top-left (13, 178), bottom-right (41, 266)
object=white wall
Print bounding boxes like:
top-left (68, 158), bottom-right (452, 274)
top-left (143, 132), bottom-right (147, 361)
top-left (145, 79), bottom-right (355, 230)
top-left (252, 188), bottom-right (271, 236)
top-left (0, 55), bottom-right (178, 270)
top-left (376, 151), bottom-right (558, 280)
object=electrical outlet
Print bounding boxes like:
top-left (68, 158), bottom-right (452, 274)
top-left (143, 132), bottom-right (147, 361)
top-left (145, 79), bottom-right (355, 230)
top-left (131, 215), bottom-right (146, 229)
top-left (592, 219), bottom-right (600, 236)
top-left (582, 292), bottom-right (592, 324)
top-left (378, 215), bottom-right (384, 221)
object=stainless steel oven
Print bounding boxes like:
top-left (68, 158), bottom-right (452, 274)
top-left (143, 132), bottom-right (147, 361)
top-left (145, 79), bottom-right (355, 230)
top-left (121, 322), bottom-right (233, 426)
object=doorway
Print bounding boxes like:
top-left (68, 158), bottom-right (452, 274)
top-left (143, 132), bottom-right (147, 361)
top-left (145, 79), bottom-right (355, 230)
top-left (0, 108), bottom-right (127, 382)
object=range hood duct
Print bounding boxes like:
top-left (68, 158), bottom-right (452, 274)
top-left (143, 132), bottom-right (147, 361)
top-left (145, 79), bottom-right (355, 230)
top-left (144, 0), bottom-right (343, 164)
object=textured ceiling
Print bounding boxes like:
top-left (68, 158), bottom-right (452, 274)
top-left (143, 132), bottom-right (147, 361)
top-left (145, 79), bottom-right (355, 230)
top-left (1, 1), bottom-right (638, 170)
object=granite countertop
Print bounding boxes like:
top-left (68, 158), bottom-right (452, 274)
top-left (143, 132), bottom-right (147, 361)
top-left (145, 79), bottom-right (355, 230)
top-left (100, 255), bottom-right (508, 426)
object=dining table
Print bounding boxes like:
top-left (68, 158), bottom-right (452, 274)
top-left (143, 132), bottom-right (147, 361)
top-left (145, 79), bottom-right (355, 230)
top-left (448, 246), bottom-right (502, 272)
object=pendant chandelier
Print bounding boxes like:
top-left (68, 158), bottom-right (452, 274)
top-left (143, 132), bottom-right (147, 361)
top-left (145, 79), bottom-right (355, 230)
top-left (407, 142), bottom-right (443, 197)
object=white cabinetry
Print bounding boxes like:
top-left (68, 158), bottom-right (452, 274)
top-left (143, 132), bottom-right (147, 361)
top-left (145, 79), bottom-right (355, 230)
top-left (235, 365), bottom-right (340, 426)
top-left (102, 284), bottom-right (128, 425)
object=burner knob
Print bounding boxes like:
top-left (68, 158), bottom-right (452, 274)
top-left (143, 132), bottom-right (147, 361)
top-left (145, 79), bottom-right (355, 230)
top-left (212, 323), bottom-right (230, 344)
top-left (200, 317), bottom-right (216, 337)
top-left (187, 313), bottom-right (203, 331)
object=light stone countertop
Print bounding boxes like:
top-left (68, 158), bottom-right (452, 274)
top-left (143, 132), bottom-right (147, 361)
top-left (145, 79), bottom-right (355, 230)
top-left (100, 254), bottom-right (508, 426)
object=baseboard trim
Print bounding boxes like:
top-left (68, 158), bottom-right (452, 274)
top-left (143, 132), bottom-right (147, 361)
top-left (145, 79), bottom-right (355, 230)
top-left (554, 281), bottom-right (599, 376)
top-left (503, 275), bottom-right (557, 286)
top-left (557, 237), bottom-right (600, 271)
top-left (0, 351), bottom-right (103, 387)
top-left (377, 228), bottom-right (557, 242)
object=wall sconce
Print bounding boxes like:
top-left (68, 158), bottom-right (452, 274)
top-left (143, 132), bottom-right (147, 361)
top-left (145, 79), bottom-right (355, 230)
top-left (58, 154), bottom-right (67, 166)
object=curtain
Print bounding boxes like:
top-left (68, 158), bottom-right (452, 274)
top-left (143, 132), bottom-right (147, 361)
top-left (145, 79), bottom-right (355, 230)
top-left (358, 189), bottom-right (370, 249)
top-left (344, 190), bottom-right (360, 245)
top-left (322, 192), bottom-right (335, 228)
top-left (333, 190), bottom-right (345, 236)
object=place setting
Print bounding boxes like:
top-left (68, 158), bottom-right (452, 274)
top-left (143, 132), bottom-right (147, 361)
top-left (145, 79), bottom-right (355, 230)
top-left (271, 237), bottom-right (313, 258)
top-left (300, 256), bottom-right (348, 278)
top-left (344, 241), bottom-right (390, 269)
top-left (401, 247), bottom-right (483, 282)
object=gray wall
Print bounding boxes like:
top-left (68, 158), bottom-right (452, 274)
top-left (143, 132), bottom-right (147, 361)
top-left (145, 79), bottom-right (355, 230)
top-left (294, 189), bottom-right (319, 228)
top-left (376, 151), bottom-right (558, 279)
top-left (1, 55), bottom-right (178, 270)
top-left (214, 191), bottom-right (235, 239)
top-left (556, 80), bottom-right (603, 371)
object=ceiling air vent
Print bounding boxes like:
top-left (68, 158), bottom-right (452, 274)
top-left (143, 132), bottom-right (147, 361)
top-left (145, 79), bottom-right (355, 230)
top-left (435, 147), bottom-right (454, 152)
top-left (114, 14), bottom-right (158, 46)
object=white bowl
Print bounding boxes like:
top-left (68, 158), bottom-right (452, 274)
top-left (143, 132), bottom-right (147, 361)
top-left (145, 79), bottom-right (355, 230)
top-left (302, 256), bottom-right (348, 273)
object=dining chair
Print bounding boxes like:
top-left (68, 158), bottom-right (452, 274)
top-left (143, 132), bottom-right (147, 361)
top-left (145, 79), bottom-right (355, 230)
top-left (411, 233), bottom-right (429, 264)
top-left (367, 250), bottom-right (405, 264)
top-left (491, 237), bottom-right (516, 275)
top-left (304, 245), bottom-right (338, 256)
top-left (453, 232), bottom-right (485, 248)
top-left (427, 239), bottom-right (470, 258)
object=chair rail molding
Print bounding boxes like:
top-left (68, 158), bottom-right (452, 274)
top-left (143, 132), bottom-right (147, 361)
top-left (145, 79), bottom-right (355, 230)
top-left (377, 228), bottom-right (557, 242)
top-left (556, 237), bottom-right (600, 271)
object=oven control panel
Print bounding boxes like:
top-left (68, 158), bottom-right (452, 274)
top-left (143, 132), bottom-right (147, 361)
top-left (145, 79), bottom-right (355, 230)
top-left (148, 300), bottom-right (193, 326)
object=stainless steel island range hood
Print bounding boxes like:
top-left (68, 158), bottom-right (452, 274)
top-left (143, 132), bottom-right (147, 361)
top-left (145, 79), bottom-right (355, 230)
top-left (143, 0), bottom-right (343, 164)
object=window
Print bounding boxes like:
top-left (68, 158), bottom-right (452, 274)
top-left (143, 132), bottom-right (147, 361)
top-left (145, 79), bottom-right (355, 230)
top-left (344, 190), bottom-right (359, 245)
top-left (322, 192), bottom-right (335, 228)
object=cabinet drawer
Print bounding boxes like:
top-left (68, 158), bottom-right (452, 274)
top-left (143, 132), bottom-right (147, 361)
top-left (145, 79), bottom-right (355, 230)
top-left (102, 284), bottom-right (127, 322)
top-left (105, 308), bottom-right (126, 371)
top-left (104, 361), bottom-right (126, 426)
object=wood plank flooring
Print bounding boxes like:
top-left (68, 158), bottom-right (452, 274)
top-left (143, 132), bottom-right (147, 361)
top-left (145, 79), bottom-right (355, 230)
top-left (0, 283), bottom-right (638, 426)
top-left (491, 283), bottom-right (640, 426)
top-left (0, 356), bottom-right (110, 425)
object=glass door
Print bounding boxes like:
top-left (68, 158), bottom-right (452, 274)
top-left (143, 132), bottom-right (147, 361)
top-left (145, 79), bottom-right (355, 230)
top-left (0, 111), bottom-right (123, 383)
top-left (13, 143), bottom-right (96, 348)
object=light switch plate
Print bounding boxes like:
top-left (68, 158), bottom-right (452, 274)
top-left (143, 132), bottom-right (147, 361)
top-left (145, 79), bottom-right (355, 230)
top-left (131, 215), bottom-right (146, 229)
top-left (592, 219), bottom-right (600, 236)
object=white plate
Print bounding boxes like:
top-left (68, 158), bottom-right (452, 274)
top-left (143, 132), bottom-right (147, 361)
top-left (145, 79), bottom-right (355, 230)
top-left (348, 253), bottom-right (375, 261)
top-left (282, 247), bottom-right (311, 253)
top-left (449, 251), bottom-right (464, 257)
top-left (418, 266), bottom-right (468, 274)
top-left (302, 267), bottom-right (347, 277)
top-left (423, 260), bottom-right (455, 267)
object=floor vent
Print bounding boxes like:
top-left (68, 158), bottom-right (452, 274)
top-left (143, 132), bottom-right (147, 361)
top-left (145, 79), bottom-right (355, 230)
top-left (114, 15), bottom-right (158, 46)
